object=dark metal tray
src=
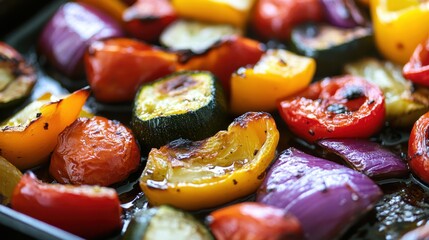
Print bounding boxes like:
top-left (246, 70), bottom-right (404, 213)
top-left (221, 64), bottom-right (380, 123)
top-left (1, 1), bottom-right (429, 240)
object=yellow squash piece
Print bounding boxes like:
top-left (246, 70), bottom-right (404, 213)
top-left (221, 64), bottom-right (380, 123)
top-left (230, 49), bottom-right (315, 114)
top-left (0, 156), bottom-right (22, 205)
top-left (370, 0), bottom-right (429, 64)
top-left (171, 0), bottom-right (256, 29)
top-left (0, 88), bottom-right (90, 170)
top-left (140, 112), bottom-right (279, 210)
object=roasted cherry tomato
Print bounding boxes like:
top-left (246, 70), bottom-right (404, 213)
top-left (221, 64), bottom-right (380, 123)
top-left (178, 36), bottom-right (264, 96)
top-left (11, 172), bottom-right (122, 239)
top-left (50, 116), bottom-right (140, 186)
top-left (408, 112), bottom-right (429, 185)
top-left (403, 37), bottom-right (429, 86)
top-left (208, 202), bottom-right (303, 240)
top-left (85, 38), bottom-right (177, 103)
top-left (123, 0), bottom-right (177, 43)
top-left (252, 0), bottom-right (324, 41)
top-left (278, 75), bottom-right (385, 142)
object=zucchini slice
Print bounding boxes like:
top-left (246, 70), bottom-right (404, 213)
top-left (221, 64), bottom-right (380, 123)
top-left (290, 23), bottom-right (373, 77)
top-left (123, 205), bottom-right (213, 240)
top-left (160, 19), bottom-right (242, 54)
top-left (0, 42), bottom-right (36, 109)
top-left (131, 71), bottom-right (228, 150)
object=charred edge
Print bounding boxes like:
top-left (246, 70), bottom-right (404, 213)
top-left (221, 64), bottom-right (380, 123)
top-left (257, 171), bottom-right (266, 180)
top-left (253, 149), bottom-right (259, 156)
top-left (233, 112), bottom-right (271, 128)
top-left (343, 85), bottom-right (365, 100)
top-left (160, 75), bottom-right (197, 93)
top-left (167, 138), bottom-right (204, 151)
top-left (326, 103), bottom-right (349, 114)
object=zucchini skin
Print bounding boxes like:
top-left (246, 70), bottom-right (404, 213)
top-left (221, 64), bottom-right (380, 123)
top-left (291, 22), bottom-right (374, 77)
top-left (131, 71), bottom-right (229, 150)
top-left (123, 205), bottom-right (213, 240)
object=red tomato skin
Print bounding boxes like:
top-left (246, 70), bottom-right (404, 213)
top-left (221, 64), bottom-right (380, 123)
top-left (409, 112), bottom-right (429, 184)
top-left (252, 0), bottom-right (324, 41)
top-left (179, 36), bottom-right (264, 96)
top-left (50, 116), bottom-right (141, 186)
top-left (403, 38), bottom-right (429, 86)
top-left (11, 172), bottom-right (122, 239)
top-left (209, 202), bottom-right (303, 240)
top-left (278, 75), bottom-right (385, 143)
top-left (85, 38), bottom-right (177, 103)
top-left (123, 0), bottom-right (177, 43)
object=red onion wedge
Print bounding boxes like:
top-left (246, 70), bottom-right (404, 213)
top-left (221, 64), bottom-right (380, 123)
top-left (256, 148), bottom-right (382, 240)
top-left (38, 2), bottom-right (124, 77)
top-left (318, 138), bottom-right (408, 180)
top-left (320, 0), bottom-right (366, 28)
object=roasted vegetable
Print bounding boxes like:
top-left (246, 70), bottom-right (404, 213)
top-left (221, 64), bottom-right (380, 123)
top-left (140, 112), bottom-right (279, 210)
top-left (403, 37), bottom-right (429, 86)
top-left (0, 88), bottom-right (90, 170)
top-left (171, 0), bottom-right (255, 29)
top-left (318, 138), bottom-right (408, 180)
top-left (207, 202), bottom-right (303, 240)
top-left (0, 42), bottom-right (36, 110)
top-left (278, 75), bottom-right (385, 143)
top-left (320, 0), bottom-right (366, 28)
top-left (38, 2), bottom-right (124, 77)
top-left (344, 57), bottom-right (429, 128)
top-left (49, 116), bottom-right (140, 186)
top-left (257, 148), bottom-right (382, 240)
top-left (178, 36), bottom-right (264, 95)
top-left (230, 49), bottom-right (315, 114)
top-left (132, 71), bottom-right (228, 149)
top-left (123, 0), bottom-right (178, 43)
top-left (291, 23), bottom-right (373, 76)
top-left (123, 205), bottom-right (212, 240)
top-left (11, 172), bottom-right (122, 239)
top-left (252, 0), bottom-right (324, 41)
top-left (408, 111), bottom-right (429, 185)
top-left (0, 156), bottom-right (21, 205)
top-left (370, 0), bottom-right (429, 64)
top-left (84, 38), bottom-right (177, 103)
top-left (160, 20), bottom-right (241, 53)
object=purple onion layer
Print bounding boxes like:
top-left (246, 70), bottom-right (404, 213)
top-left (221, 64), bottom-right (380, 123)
top-left (256, 147), bottom-right (382, 240)
top-left (38, 2), bottom-right (124, 77)
top-left (321, 0), bottom-right (366, 28)
top-left (318, 138), bottom-right (408, 180)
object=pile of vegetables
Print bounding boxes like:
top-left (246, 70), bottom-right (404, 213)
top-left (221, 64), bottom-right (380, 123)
top-left (1, 0), bottom-right (429, 239)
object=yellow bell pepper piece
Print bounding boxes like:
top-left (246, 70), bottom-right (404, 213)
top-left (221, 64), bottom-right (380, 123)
top-left (0, 156), bottom-right (22, 205)
top-left (0, 88), bottom-right (90, 170)
top-left (171, 0), bottom-right (256, 29)
top-left (75, 0), bottom-right (127, 25)
top-left (370, 0), bottom-right (429, 64)
top-left (230, 49), bottom-right (315, 114)
top-left (140, 112), bottom-right (279, 211)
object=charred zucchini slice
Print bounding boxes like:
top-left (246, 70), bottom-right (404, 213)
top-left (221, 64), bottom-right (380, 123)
top-left (123, 205), bottom-right (213, 240)
top-left (290, 23), bottom-right (373, 77)
top-left (131, 71), bottom-right (228, 149)
top-left (0, 42), bottom-right (36, 109)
